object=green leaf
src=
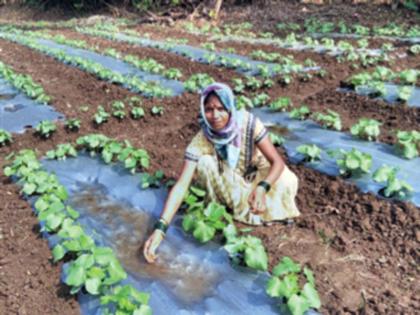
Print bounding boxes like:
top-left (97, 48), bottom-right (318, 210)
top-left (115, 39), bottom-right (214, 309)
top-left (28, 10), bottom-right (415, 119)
top-left (278, 274), bottom-right (300, 299)
top-left (65, 264), bottom-right (86, 287)
top-left (182, 213), bottom-right (196, 232)
top-left (266, 276), bottom-right (282, 297)
top-left (93, 247), bottom-right (114, 266)
top-left (85, 277), bottom-right (101, 295)
top-left (287, 293), bottom-right (311, 315)
top-left (66, 206), bottom-right (80, 219)
top-left (193, 220), bottom-right (216, 243)
top-left (302, 282), bottom-right (321, 309)
top-left (133, 305), bottom-right (152, 315)
top-left (244, 243), bottom-right (268, 271)
top-left (303, 267), bottom-right (315, 286)
top-left (190, 185), bottom-right (206, 197)
top-left (52, 244), bottom-right (66, 262)
top-left (23, 182), bottom-right (37, 195)
top-left (273, 257), bottom-right (301, 276)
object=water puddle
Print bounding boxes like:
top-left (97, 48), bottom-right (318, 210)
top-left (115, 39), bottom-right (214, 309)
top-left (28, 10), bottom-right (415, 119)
top-left (70, 185), bottom-right (220, 305)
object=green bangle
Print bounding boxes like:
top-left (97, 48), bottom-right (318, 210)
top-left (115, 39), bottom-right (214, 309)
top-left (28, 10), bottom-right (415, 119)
top-left (154, 219), bottom-right (168, 234)
top-left (257, 181), bottom-right (271, 193)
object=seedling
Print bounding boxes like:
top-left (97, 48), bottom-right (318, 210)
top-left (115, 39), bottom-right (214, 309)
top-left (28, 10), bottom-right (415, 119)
top-left (151, 106), bottom-right (164, 116)
top-left (65, 118), bottom-right (81, 131)
top-left (93, 106), bottom-right (110, 125)
top-left (46, 143), bottom-right (77, 160)
top-left (270, 97), bottom-right (292, 112)
top-left (313, 110), bottom-right (342, 131)
top-left (101, 285), bottom-right (151, 315)
top-left (395, 130), bottom-right (420, 159)
top-left (330, 148), bottom-right (372, 177)
top-left (252, 93), bottom-right (270, 107)
top-left (373, 165), bottom-right (413, 199)
top-left (350, 118), bottom-right (381, 141)
top-left (111, 101), bottom-right (126, 120)
top-left (397, 86), bottom-right (413, 103)
top-left (131, 107), bottom-right (145, 119)
top-left (289, 106), bottom-right (310, 120)
top-left (0, 129), bottom-right (12, 146)
top-left (266, 257), bottom-right (321, 315)
top-left (236, 95), bottom-right (254, 109)
top-left (164, 68), bottom-right (182, 80)
top-left (184, 73), bottom-right (215, 92)
top-left (141, 170), bottom-right (164, 189)
top-left (35, 120), bottom-right (56, 138)
top-left (297, 144), bottom-right (322, 163)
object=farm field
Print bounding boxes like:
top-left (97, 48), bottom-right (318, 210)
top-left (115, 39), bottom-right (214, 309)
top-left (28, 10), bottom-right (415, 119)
top-left (0, 1), bottom-right (419, 315)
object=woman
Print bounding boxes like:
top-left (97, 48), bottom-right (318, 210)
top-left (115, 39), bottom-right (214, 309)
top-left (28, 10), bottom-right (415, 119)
top-left (143, 82), bottom-right (300, 263)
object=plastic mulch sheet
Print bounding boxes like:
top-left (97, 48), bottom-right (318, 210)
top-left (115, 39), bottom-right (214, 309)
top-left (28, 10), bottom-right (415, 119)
top-left (309, 33), bottom-right (420, 44)
top-left (34, 38), bottom-right (185, 96)
top-left (106, 33), bottom-right (320, 76)
top-left (40, 155), bottom-right (320, 315)
top-left (338, 84), bottom-right (420, 107)
top-left (0, 77), bottom-right (63, 133)
top-left (252, 108), bottom-right (420, 207)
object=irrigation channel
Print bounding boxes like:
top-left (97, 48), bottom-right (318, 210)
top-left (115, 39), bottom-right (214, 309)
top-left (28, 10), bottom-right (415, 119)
top-left (40, 155), bottom-right (320, 315)
top-left (338, 84), bottom-right (420, 107)
top-left (76, 28), bottom-right (319, 76)
top-left (0, 77), bottom-right (63, 133)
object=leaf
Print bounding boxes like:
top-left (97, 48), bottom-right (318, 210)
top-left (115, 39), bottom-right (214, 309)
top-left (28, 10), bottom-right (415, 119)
top-left (66, 206), bottom-right (80, 219)
top-left (266, 276), bottom-right (282, 297)
top-left (23, 182), bottom-right (37, 195)
top-left (273, 257), bottom-right (301, 276)
top-left (244, 243), bottom-right (268, 271)
top-left (93, 247), bottom-right (114, 266)
top-left (52, 244), bottom-right (66, 262)
top-left (193, 220), bottom-right (216, 243)
top-left (190, 185), bottom-right (206, 197)
top-left (303, 267), bottom-right (315, 286)
top-left (133, 305), bottom-right (152, 315)
top-left (65, 264), bottom-right (86, 287)
top-left (302, 282), bottom-right (321, 309)
top-left (85, 277), bottom-right (101, 295)
top-left (287, 293), bottom-right (311, 315)
top-left (278, 274), bottom-right (300, 299)
top-left (182, 213), bottom-right (196, 232)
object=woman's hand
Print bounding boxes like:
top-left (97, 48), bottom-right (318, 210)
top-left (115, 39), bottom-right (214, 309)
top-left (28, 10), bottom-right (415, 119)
top-left (143, 229), bottom-right (165, 263)
top-left (248, 186), bottom-right (267, 214)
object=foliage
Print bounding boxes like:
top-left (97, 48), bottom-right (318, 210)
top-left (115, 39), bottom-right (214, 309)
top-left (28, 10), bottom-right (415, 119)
top-left (141, 170), bottom-right (164, 189)
top-left (397, 86), bottom-right (413, 102)
top-left (101, 285), bottom-right (151, 315)
top-left (266, 257), bottom-right (321, 315)
top-left (46, 143), bottom-right (78, 160)
top-left (270, 97), bottom-right (292, 112)
top-left (0, 129), bottom-right (12, 146)
top-left (395, 130), bottom-right (420, 159)
top-left (94, 106), bottom-right (110, 125)
top-left (289, 106), bottom-right (310, 120)
top-left (131, 106), bottom-right (145, 119)
top-left (297, 144), bottom-right (322, 163)
top-left (330, 148), bottom-right (372, 177)
top-left (312, 110), bottom-right (342, 131)
top-left (252, 93), bottom-right (270, 107)
top-left (111, 101), bottom-right (126, 120)
top-left (35, 120), bottom-right (57, 138)
top-left (184, 73), bottom-right (215, 92)
top-left (65, 118), bottom-right (81, 131)
top-left (373, 165), bottom-right (413, 199)
top-left (350, 118), bottom-right (381, 141)
top-left (151, 106), bottom-right (164, 116)
top-left (236, 95), bottom-right (254, 110)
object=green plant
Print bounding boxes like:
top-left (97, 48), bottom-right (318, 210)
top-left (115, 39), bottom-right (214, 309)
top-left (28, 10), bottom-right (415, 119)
top-left (399, 69), bottom-right (418, 85)
top-left (373, 165), bottom-right (413, 199)
top-left (236, 95), bottom-right (254, 109)
top-left (297, 144), bottom-right (322, 163)
top-left (141, 170), bottom-right (164, 189)
top-left (46, 143), bottom-right (77, 160)
top-left (151, 106), bottom-right (164, 116)
top-left (224, 234), bottom-right (268, 271)
top-left (35, 120), bottom-right (57, 138)
top-left (76, 134), bottom-right (111, 156)
top-left (330, 148), bottom-right (372, 177)
top-left (409, 45), bottom-right (420, 55)
top-left (182, 186), bottom-right (234, 243)
top-left (397, 86), bottom-right (413, 102)
top-left (350, 118), bottom-right (381, 141)
top-left (252, 93), bottom-right (270, 107)
top-left (111, 101), bottom-right (126, 120)
top-left (395, 130), bottom-right (420, 159)
top-left (164, 68), bottom-right (182, 80)
top-left (101, 284), bottom-right (152, 315)
top-left (65, 118), bottom-right (81, 131)
top-left (0, 129), bottom-right (12, 146)
top-left (117, 145), bottom-right (150, 174)
top-left (270, 97), bottom-right (292, 112)
top-left (184, 73), bottom-right (215, 92)
top-left (266, 257), bottom-right (321, 315)
top-left (313, 110), bottom-right (342, 131)
top-left (289, 106), bottom-right (310, 120)
top-left (131, 106), bottom-right (145, 119)
top-left (94, 106), bottom-right (110, 125)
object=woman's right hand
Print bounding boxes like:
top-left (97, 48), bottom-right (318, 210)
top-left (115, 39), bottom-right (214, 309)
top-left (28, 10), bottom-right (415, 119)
top-left (143, 229), bottom-right (165, 263)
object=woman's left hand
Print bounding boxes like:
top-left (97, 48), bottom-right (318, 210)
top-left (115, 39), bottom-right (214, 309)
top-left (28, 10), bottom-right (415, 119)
top-left (248, 186), bottom-right (267, 214)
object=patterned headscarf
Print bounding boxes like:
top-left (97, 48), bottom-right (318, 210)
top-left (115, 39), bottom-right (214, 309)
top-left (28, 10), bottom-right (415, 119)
top-left (200, 82), bottom-right (243, 169)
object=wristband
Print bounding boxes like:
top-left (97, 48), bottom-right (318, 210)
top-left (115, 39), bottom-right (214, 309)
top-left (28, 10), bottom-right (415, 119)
top-left (154, 218), bottom-right (169, 234)
top-left (257, 180), bottom-right (271, 193)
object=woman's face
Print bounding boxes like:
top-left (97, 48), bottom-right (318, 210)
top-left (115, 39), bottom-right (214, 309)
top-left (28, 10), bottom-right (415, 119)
top-left (204, 94), bottom-right (230, 131)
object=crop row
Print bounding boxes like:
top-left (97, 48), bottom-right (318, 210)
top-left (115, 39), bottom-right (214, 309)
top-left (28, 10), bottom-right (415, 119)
top-left (0, 30), bottom-right (173, 98)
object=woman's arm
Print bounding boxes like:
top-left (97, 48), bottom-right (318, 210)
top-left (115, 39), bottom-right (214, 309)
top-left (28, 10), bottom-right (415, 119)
top-left (143, 159), bottom-right (197, 263)
top-left (248, 136), bottom-right (285, 214)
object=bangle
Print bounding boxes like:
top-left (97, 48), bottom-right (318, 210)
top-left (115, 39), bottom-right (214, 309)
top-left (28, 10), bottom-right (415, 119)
top-left (257, 180), bottom-right (271, 193)
top-left (154, 218), bottom-right (169, 234)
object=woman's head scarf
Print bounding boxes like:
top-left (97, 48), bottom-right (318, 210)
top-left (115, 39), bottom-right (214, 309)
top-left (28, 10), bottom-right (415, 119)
top-left (199, 82), bottom-right (243, 169)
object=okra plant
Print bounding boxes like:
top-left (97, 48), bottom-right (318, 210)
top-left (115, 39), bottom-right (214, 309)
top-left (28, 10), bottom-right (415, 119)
top-left (266, 257), bottom-right (321, 315)
top-left (35, 120), bottom-right (57, 138)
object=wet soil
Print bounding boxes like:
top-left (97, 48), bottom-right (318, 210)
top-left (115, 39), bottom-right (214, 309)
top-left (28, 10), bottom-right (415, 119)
top-left (0, 7), bottom-right (419, 315)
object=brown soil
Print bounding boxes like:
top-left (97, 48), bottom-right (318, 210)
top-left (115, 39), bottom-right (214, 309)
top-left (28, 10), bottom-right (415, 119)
top-left (0, 3), bottom-right (419, 314)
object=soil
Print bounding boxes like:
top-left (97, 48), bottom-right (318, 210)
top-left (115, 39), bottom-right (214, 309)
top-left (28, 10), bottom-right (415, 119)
top-left (0, 1), bottom-right (419, 314)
